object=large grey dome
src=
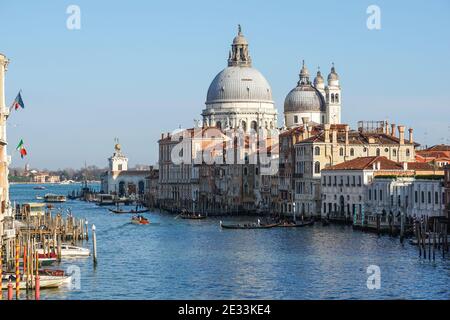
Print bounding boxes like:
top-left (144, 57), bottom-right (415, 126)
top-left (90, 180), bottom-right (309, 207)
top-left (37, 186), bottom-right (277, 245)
top-left (206, 66), bottom-right (273, 104)
top-left (284, 84), bottom-right (326, 112)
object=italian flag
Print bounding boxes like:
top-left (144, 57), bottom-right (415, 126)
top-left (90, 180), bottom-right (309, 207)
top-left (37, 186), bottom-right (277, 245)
top-left (16, 139), bottom-right (27, 159)
top-left (10, 91), bottom-right (25, 111)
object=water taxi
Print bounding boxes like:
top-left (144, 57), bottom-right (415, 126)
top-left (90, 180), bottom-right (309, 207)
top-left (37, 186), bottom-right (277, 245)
top-left (43, 194), bottom-right (67, 203)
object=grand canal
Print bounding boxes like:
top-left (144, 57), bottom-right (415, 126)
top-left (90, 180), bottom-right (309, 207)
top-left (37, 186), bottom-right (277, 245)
top-left (9, 183), bottom-right (450, 300)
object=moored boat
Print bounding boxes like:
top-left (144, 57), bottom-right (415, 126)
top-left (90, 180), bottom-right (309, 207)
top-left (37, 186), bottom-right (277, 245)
top-left (37, 244), bottom-right (90, 257)
top-left (2, 274), bottom-right (71, 289)
top-left (109, 208), bottom-right (149, 214)
top-left (33, 186), bottom-right (46, 190)
top-left (180, 213), bottom-right (206, 220)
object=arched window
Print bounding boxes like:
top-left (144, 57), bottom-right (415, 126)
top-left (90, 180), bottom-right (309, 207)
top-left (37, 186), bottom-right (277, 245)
top-left (339, 147), bottom-right (344, 156)
top-left (335, 93), bottom-right (339, 103)
top-left (216, 121), bottom-right (221, 129)
top-left (406, 148), bottom-right (410, 157)
top-left (314, 161), bottom-right (321, 174)
top-left (294, 115), bottom-right (298, 124)
top-left (243, 167), bottom-right (248, 176)
top-left (376, 148), bottom-right (381, 156)
top-left (314, 146), bottom-right (320, 156)
top-left (350, 148), bottom-right (355, 156)
top-left (241, 120), bottom-right (247, 132)
top-left (393, 149), bottom-right (397, 157)
top-left (331, 93), bottom-right (335, 103)
top-left (251, 120), bottom-right (257, 131)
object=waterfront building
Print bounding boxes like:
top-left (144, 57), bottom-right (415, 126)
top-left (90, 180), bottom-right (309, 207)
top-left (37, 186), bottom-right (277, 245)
top-left (0, 52), bottom-right (14, 261)
top-left (416, 144), bottom-right (450, 168)
top-left (31, 172), bottom-right (60, 183)
top-left (100, 142), bottom-right (150, 197)
top-left (445, 165), bottom-right (450, 219)
top-left (144, 166), bottom-right (159, 209)
top-left (321, 156), bottom-right (444, 220)
top-left (293, 121), bottom-right (417, 217)
top-left (201, 25), bottom-right (277, 131)
top-left (284, 61), bottom-right (341, 128)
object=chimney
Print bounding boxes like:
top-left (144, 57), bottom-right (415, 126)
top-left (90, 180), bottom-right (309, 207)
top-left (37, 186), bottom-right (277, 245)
top-left (403, 162), bottom-right (408, 170)
top-left (324, 124), bottom-right (331, 143)
top-left (332, 128), bottom-right (337, 146)
top-left (408, 128), bottom-right (414, 144)
top-left (398, 125), bottom-right (405, 145)
top-left (161, 133), bottom-right (165, 139)
top-left (344, 125), bottom-right (349, 145)
top-left (385, 120), bottom-right (389, 135)
top-left (391, 124), bottom-right (396, 137)
top-left (307, 125), bottom-right (312, 138)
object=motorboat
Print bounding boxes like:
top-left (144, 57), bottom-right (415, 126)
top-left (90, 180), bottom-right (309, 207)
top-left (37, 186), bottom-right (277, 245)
top-left (131, 215), bottom-right (150, 225)
top-left (43, 194), bottom-right (67, 203)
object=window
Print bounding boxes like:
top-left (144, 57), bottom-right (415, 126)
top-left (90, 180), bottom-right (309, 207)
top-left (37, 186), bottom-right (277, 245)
top-left (374, 189), bottom-right (377, 201)
top-left (352, 176), bottom-right (356, 186)
top-left (393, 149), bottom-right (397, 157)
top-left (358, 176), bottom-right (362, 186)
top-left (346, 176), bottom-right (350, 186)
top-left (331, 93), bottom-right (335, 103)
top-left (339, 148), bottom-right (344, 156)
top-left (335, 93), bottom-right (339, 103)
top-left (369, 189), bottom-right (372, 201)
top-left (314, 162), bottom-right (321, 174)
top-left (350, 148), bottom-right (354, 156)
top-left (379, 189), bottom-right (383, 201)
top-left (243, 167), bottom-right (248, 176)
top-left (415, 191), bottom-right (418, 203)
top-left (406, 149), bottom-right (410, 157)
top-left (294, 115), bottom-right (298, 123)
top-left (421, 191), bottom-right (425, 203)
top-left (216, 121), bottom-right (222, 129)
top-left (118, 164), bottom-right (122, 171)
top-left (315, 146), bottom-right (320, 156)
top-left (255, 167), bottom-right (259, 175)
top-left (376, 148), bottom-right (381, 156)
top-left (428, 191), bottom-right (431, 204)
top-left (434, 192), bottom-right (438, 204)
top-left (334, 176), bottom-right (337, 186)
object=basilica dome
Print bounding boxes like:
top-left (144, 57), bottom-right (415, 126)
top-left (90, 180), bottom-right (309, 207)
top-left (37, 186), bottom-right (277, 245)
top-left (206, 66), bottom-right (273, 104)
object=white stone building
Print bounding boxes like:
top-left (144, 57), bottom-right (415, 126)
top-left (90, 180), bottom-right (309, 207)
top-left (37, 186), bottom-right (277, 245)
top-left (321, 156), bottom-right (444, 219)
top-left (100, 143), bottom-right (150, 197)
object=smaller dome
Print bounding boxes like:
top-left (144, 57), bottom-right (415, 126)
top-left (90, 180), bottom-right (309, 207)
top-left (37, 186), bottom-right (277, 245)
top-left (328, 64), bottom-right (339, 81)
top-left (233, 34), bottom-right (248, 45)
top-left (314, 69), bottom-right (324, 86)
top-left (284, 85), bottom-right (326, 113)
top-left (115, 143), bottom-right (121, 151)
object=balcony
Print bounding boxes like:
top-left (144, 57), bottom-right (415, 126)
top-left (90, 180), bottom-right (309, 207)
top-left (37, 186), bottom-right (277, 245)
top-left (3, 228), bottom-right (15, 239)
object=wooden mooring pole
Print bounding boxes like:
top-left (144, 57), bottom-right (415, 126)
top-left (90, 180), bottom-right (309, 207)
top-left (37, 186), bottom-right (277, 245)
top-left (92, 224), bottom-right (97, 267)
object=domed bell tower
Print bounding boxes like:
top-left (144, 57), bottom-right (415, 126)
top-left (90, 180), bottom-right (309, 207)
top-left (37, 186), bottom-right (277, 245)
top-left (109, 139), bottom-right (128, 172)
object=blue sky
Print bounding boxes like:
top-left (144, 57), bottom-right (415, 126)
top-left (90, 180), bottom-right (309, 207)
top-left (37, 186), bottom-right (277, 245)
top-left (1, 0), bottom-right (449, 169)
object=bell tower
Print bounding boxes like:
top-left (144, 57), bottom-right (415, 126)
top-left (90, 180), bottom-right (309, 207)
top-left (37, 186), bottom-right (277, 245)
top-left (0, 53), bottom-right (10, 225)
top-left (108, 138), bottom-right (128, 172)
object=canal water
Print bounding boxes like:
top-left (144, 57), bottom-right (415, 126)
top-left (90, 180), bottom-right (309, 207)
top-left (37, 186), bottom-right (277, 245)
top-left (9, 183), bottom-right (450, 300)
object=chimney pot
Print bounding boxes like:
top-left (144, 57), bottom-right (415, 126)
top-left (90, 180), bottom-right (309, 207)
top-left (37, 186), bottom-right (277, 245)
top-left (408, 128), bottom-right (414, 144)
top-left (391, 124), bottom-right (396, 137)
top-left (398, 125), bottom-right (405, 145)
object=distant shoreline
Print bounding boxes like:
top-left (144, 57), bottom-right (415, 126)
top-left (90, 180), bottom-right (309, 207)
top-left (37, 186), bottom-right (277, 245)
top-left (10, 181), bottom-right (100, 185)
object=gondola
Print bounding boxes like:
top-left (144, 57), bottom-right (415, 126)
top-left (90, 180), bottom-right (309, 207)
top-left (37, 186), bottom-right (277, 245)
top-left (276, 219), bottom-right (315, 228)
top-left (220, 220), bottom-right (280, 229)
top-left (180, 213), bottom-right (207, 220)
top-left (108, 208), bottom-right (149, 214)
